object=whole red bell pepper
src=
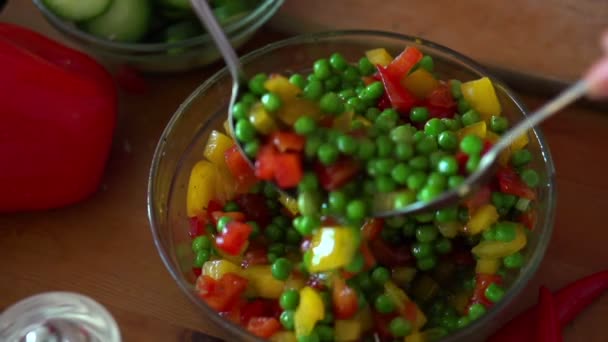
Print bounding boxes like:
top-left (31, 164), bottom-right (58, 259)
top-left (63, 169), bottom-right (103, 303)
top-left (0, 23), bottom-right (117, 212)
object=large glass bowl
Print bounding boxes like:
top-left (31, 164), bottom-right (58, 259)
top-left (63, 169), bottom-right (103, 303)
top-left (32, 0), bottom-right (284, 73)
top-left (147, 30), bottom-right (556, 341)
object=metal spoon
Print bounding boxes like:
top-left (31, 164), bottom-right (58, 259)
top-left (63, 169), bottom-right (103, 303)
top-left (190, 0), bottom-right (596, 218)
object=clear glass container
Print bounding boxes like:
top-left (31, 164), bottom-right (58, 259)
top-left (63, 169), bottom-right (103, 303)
top-left (0, 292), bottom-right (121, 342)
top-left (147, 30), bottom-right (556, 341)
top-left (32, 0), bottom-right (284, 73)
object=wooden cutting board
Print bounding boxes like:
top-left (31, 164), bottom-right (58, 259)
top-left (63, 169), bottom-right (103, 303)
top-left (269, 0), bottom-right (607, 83)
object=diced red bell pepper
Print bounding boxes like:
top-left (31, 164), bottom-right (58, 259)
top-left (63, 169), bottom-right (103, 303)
top-left (225, 145), bottom-right (257, 191)
top-left (377, 93), bottom-right (392, 110)
top-left (519, 209), bottom-right (537, 230)
top-left (273, 153), bottom-right (303, 188)
top-left (482, 140), bottom-right (493, 155)
top-left (470, 273), bottom-right (503, 308)
top-left (271, 131), bottom-right (306, 152)
top-left (192, 267), bottom-right (202, 277)
top-left (215, 221), bottom-right (253, 255)
top-left (370, 239), bottom-right (412, 267)
top-left (240, 300), bottom-right (267, 325)
top-left (362, 218), bottom-right (384, 240)
top-left (376, 65), bottom-right (418, 113)
top-left (189, 216), bottom-right (207, 238)
top-left (254, 144), bottom-right (278, 180)
top-left (242, 248), bottom-right (269, 268)
top-left (427, 83), bottom-right (456, 109)
top-left (386, 46), bottom-right (423, 80)
top-left (211, 211), bottom-right (246, 225)
top-left (196, 273), bottom-right (249, 312)
top-left (496, 166), bottom-right (537, 200)
top-left (206, 199), bottom-right (224, 221)
top-left (360, 242), bottom-right (377, 269)
top-left (315, 158), bottom-right (361, 191)
top-left (333, 277), bottom-right (359, 320)
top-left (246, 317), bottom-right (281, 338)
top-left (0, 23), bottom-right (117, 212)
top-left (446, 248), bottom-right (475, 266)
top-left (234, 193), bottom-right (272, 227)
top-left (220, 298), bottom-right (245, 324)
top-left (403, 301), bottom-right (419, 324)
top-left (373, 311), bottom-right (399, 339)
top-left (463, 186), bottom-right (492, 213)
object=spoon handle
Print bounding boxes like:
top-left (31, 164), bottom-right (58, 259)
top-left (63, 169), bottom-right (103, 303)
top-left (190, 0), bottom-right (244, 82)
top-left (486, 79), bottom-right (589, 161)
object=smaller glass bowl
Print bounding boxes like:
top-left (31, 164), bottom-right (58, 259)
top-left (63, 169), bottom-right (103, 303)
top-left (32, 0), bottom-right (284, 73)
top-left (148, 30), bottom-right (556, 341)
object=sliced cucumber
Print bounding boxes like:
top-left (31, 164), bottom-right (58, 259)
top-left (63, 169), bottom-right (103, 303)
top-left (81, 0), bottom-right (151, 43)
top-left (158, 0), bottom-right (191, 10)
top-left (43, 0), bottom-right (112, 21)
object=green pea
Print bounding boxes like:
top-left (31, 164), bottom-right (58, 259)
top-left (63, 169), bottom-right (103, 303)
top-left (450, 80), bottom-right (463, 98)
top-left (503, 252), bottom-right (524, 269)
top-left (271, 257), bottom-right (293, 280)
top-left (248, 73), bottom-right (267, 95)
top-left (261, 92), bottom-right (282, 112)
top-left (359, 57), bottom-right (375, 75)
top-left (503, 194), bottom-right (517, 208)
top-left (192, 235), bottom-right (211, 252)
top-left (390, 163), bottom-right (412, 185)
top-left (319, 92), bottom-right (344, 114)
top-left (315, 325), bottom-right (334, 342)
top-left (305, 135), bottom-right (323, 159)
top-left (437, 156), bottom-right (458, 175)
top-left (345, 253), bottom-right (365, 273)
top-left (490, 116), bottom-right (509, 133)
top-left (457, 316), bottom-right (471, 329)
top-left (461, 109), bottom-right (481, 126)
top-left (416, 136), bottom-right (438, 155)
top-left (376, 175), bottom-right (396, 193)
top-left (417, 255), bottom-right (437, 271)
top-left (313, 59), bottom-right (332, 80)
top-left (410, 106), bottom-right (430, 122)
top-left (495, 222), bottom-right (517, 242)
top-left (297, 333), bottom-right (320, 342)
top-left (265, 223), bottom-right (284, 242)
top-left (317, 143), bottom-right (339, 165)
top-left (413, 131), bottom-right (425, 143)
top-left (343, 65), bottom-right (361, 82)
top-left (298, 173), bottom-right (319, 193)
top-left (285, 229), bottom-right (301, 245)
top-left (427, 172), bottom-right (447, 189)
top-left (280, 310), bottom-right (295, 330)
top-left (419, 55), bottom-right (434, 72)
top-left (217, 216), bottom-right (232, 232)
top-left (375, 110), bottom-right (399, 132)
top-left (460, 135), bottom-right (483, 155)
top-left (521, 169), bottom-right (540, 187)
top-left (448, 175), bottom-right (465, 189)
top-left (346, 97), bottom-right (366, 113)
top-left (437, 131), bottom-right (458, 151)
top-left (294, 215), bottom-right (320, 236)
top-left (232, 101), bottom-right (249, 120)
top-left (390, 125), bottom-right (415, 144)
top-left (434, 238), bottom-right (452, 254)
top-left (395, 142), bottom-right (415, 161)
top-left (411, 242), bottom-right (434, 259)
top-left (324, 75), bottom-right (341, 91)
top-left (360, 81), bottom-right (384, 101)
top-left (193, 249), bottom-right (210, 267)
top-left (425, 118), bottom-right (447, 137)
top-left (458, 98), bottom-right (471, 114)
top-left (416, 225), bottom-right (439, 243)
top-left (328, 190), bottom-right (347, 212)
top-left (407, 171), bottom-right (428, 191)
top-left (366, 107), bottom-right (381, 122)
top-left (346, 200), bottom-right (367, 221)
top-left (372, 266), bottom-right (391, 285)
top-left (235, 119), bottom-right (256, 142)
top-left (269, 243), bottom-right (286, 256)
top-left (466, 154), bottom-right (481, 173)
top-left (338, 88), bottom-right (356, 100)
top-left (280, 289), bottom-right (300, 310)
top-left (222, 201), bottom-right (239, 212)
top-left (376, 135), bottom-right (394, 157)
top-left (511, 149), bottom-right (532, 167)
top-left (485, 283), bottom-right (505, 303)
top-left (442, 118), bottom-right (461, 131)
top-left (388, 317), bottom-right (411, 338)
top-left (482, 227), bottom-right (497, 241)
top-left (303, 80), bottom-right (324, 100)
top-left (320, 312), bottom-right (334, 325)
top-left (394, 191), bottom-right (416, 209)
top-left (435, 207), bottom-right (458, 223)
top-left (298, 191), bottom-right (320, 217)
top-left (294, 116), bottom-right (317, 135)
top-left (406, 156), bottom-right (427, 172)
top-left (429, 151), bottom-right (446, 170)
top-left (289, 73), bottom-right (306, 89)
top-left (357, 138), bottom-right (376, 160)
top-left (243, 140), bottom-right (259, 158)
top-left (468, 303), bottom-right (487, 321)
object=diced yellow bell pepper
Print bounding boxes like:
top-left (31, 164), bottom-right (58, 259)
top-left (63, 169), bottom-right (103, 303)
top-left (279, 194), bottom-right (299, 216)
top-left (449, 290), bottom-right (472, 315)
top-left (333, 111), bottom-right (354, 132)
top-left (385, 282), bottom-right (427, 329)
top-left (436, 221), bottom-right (462, 238)
top-left (405, 331), bottom-right (426, 342)
top-left (356, 306), bottom-right (373, 332)
top-left (186, 160), bottom-right (217, 217)
top-left (335, 319), bottom-right (362, 342)
top-left (203, 130), bottom-right (234, 169)
top-left (486, 131), bottom-right (500, 144)
top-left (392, 267), bottom-right (417, 287)
top-left (486, 132), bottom-right (511, 166)
top-left (411, 275), bottom-right (439, 302)
top-left (265, 75), bottom-right (301, 99)
top-left (472, 225), bottom-right (527, 258)
top-left (403, 69), bottom-right (439, 99)
top-left (294, 287), bottom-right (325, 337)
top-left (475, 258), bottom-right (501, 274)
top-left (309, 227), bottom-right (359, 272)
top-left (510, 131), bottom-right (529, 151)
top-left (249, 102), bottom-right (278, 135)
top-left (242, 265), bottom-right (285, 299)
top-left (284, 276), bottom-right (306, 291)
top-left (202, 260), bottom-right (242, 280)
top-left (457, 121), bottom-right (487, 141)
top-left (461, 77), bottom-right (502, 120)
top-left (353, 115), bottom-right (373, 128)
top-left (463, 204), bottom-right (499, 235)
top-left (366, 48), bottom-right (393, 67)
top-left (270, 332), bottom-right (297, 342)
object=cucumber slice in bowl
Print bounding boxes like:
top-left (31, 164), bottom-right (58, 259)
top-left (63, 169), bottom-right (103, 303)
top-left (42, 0), bottom-right (112, 21)
top-left (158, 0), bottom-right (191, 10)
top-left (81, 0), bottom-right (152, 43)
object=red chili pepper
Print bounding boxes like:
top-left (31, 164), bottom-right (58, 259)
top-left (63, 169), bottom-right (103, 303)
top-left (488, 270), bottom-right (608, 342)
top-left (0, 23), bottom-right (117, 212)
top-left (537, 286), bottom-right (563, 342)
top-left (115, 64), bottom-right (148, 94)
top-left (496, 166), bottom-right (536, 200)
top-left (314, 158), bottom-right (361, 191)
top-left (376, 65), bottom-right (418, 114)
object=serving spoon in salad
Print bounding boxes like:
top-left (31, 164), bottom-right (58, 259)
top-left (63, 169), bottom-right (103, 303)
top-left (192, 0), bottom-right (608, 218)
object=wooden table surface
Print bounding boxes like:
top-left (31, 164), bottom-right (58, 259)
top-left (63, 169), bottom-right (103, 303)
top-left (2, 2), bottom-right (608, 342)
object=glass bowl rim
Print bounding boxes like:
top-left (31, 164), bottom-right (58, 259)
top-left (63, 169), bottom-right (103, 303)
top-left (147, 29), bottom-right (557, 342)
top-left (31, 0), bottom-right (284, 53)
